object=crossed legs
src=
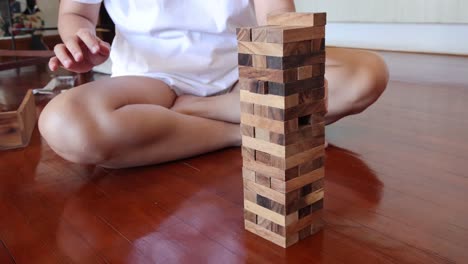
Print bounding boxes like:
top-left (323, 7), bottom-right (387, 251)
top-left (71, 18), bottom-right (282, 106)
top-left (39, 48), bottom-right (388, 168)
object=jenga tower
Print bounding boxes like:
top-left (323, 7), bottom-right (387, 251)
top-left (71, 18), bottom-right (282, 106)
top-left (237, 12), bottom-right (327, 248)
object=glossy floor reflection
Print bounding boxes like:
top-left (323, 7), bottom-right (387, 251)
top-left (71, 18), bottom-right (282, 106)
top-left (1, 51), bottom-right (468, 263)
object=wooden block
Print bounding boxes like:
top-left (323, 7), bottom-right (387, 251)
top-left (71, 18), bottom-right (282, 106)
top-left (243, 158), bottom-right (291, 180)
top-left (239, 66), bottom-right (298, 84)
top-left (268, 107), bottom-right (284, 121)
top-left (240, 124), bottom-right (255, 137)
top-left (251, 26), bottom-right (270, 42)
top-left (299, 87), bottom-right (325, 103)
top-left (244, 178), bottom-right (287, 203)
top-left (257, 81), bottom-right (269, 94)
top-left (257, 216), bottom-right (273, 230)
top-left (240, 90), bottom-right (299, 109)
top-left (255, 150), bottom-right (271, 165)
top-left (271, 168), bottom-right (324, 193)
top-left (241, 146), bottom-right (255, 160)
top-left (297, 66), bottom-right (313, 80)
top-left (312, 38), bottom-right (326, 52)
top-left (1, 90), bottom-right (36, 150)
top-left (245, 220), bottom-right (299, 248)
top-left (255, 173), bottom-right (271, 187)
top-left (287, 188), bottom-right (324, 214)
top-left (254, 127), bottom-right (270, 141)
top-left (266, 51), bottom-right (325, 70)
top-left (285, 210), bottom-right (323, 235)
top-left (283, 99), bottom-right (327, 121)
top-left (242, 135), bottom-right (285, 157)
top-left (237, 27), bottom-right (252, 41)
top-left (240, 102), bottom-right (254, 114)
top-left (266, 26), bottom-right (325, 43)
top-left (238, 53), bottom-right (253, 67)
top-left (268, 77), bottom-right (325, 96)
top-left (241, 113), bottom-right (299, 134)
top-left (244, 187), bottom-right (257, 203)
top-left (244, 209), bottom-right (257, 223)
top-left (0, 112), bottom-right (22, 148)
top-left (266, 99), bottom-right (326, 121)
top-left (244, 199), bottom-right (294, 226)
top-left (267, 12), bottom-right (327, 27)
top-left (238, 40), bottom-right (312, 57)
top-left (252, 55), bottom-right (267, 69)
top-left (299, 157), bottom-right (324, 175)
top-left (286, 136), bottom-right (325, 156)
top-left (257, 194), bottom-right (272, 209)
top-left (254, 104), bottom-right (269, 118)
top-left (308, 178), bottom-right (325, 194)
top-left (270, 122), bottom-right (324, 146)
top-left (239, 78), bottom-right (258, 92)
top-left (284, 145), bottom-right (325, 169)
top-left (242, 167), bottom-right (256, 181)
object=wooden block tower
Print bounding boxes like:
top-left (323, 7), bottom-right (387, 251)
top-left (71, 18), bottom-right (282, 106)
top-left (237, 12), bottom-right (327, 248)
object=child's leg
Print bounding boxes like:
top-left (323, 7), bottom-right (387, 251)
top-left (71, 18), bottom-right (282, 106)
top-left (171, 48), bottom-right (389, 124)
top-left (325, 47), bottom-right (388, 124)
top-left (39, 76), bottom-right (240, 168)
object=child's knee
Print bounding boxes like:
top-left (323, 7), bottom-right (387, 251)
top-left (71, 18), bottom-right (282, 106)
top-left (351, 52), bottom-right (389, 114)
top-left (39, 94), bottom-right (112, 165)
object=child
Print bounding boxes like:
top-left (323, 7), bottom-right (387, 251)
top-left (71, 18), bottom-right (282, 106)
top-left (39, 0), bottom-right (388, 168)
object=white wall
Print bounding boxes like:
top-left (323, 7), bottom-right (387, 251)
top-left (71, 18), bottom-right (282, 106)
top-left (37, 0), bottom-right (59, 29)
top-left (295, 0), bottom-right (468, 23)
top-left (295, 0), bottom-right (468, 55)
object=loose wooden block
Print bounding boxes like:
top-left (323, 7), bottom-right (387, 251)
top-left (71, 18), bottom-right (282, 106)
top-left (267, 12), bottom-right (327, 27)
top-left (0, 90), bottom-right (36, 150)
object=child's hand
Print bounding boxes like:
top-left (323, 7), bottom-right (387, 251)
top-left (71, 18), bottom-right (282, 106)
top-left (49, 28), bottom-right (110, 73)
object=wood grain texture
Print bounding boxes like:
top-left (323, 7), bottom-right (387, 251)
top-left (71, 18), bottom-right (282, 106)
top-left (3, 50), bottom-right (467, 262)
top-left (268, 77), bottom-right (325, 96)
top-left (252, 55), bottom-right (267, 69)
top-left (271, 168), bottom-right (324, 193)
top-left (238, 41), bottom-right (313, 57)
top-left (240, 90), bottom-right (299, 109)
top-left (266, 26), bottom-right (325, 43)
top-left (239, 66), bottom-right (298, 83)
top-left (0, 90), bottom-right (36, 150)
top-left (241, 113), bottom-right (299, 134)
top-left (267, 12), bottom-right (327, 27)
top-left (236, 27), bottom-right (252, 41)
top-left (267, 52), bottom-right (326, 70)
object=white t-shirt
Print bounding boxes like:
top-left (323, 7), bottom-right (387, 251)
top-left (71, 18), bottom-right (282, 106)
top-left (74, 0), bottom-right (257, 96)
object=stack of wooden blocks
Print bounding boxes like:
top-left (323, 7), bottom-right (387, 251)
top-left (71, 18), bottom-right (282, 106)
top-left (237, 12), bottom-right (327, 248)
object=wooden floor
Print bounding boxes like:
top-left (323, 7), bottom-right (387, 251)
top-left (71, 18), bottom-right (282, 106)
top-left (1, 51), bottom-right (468, 263)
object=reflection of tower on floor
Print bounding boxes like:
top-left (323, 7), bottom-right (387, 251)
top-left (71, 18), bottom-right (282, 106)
top-left (237, 12), bottom-right (327, 248)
